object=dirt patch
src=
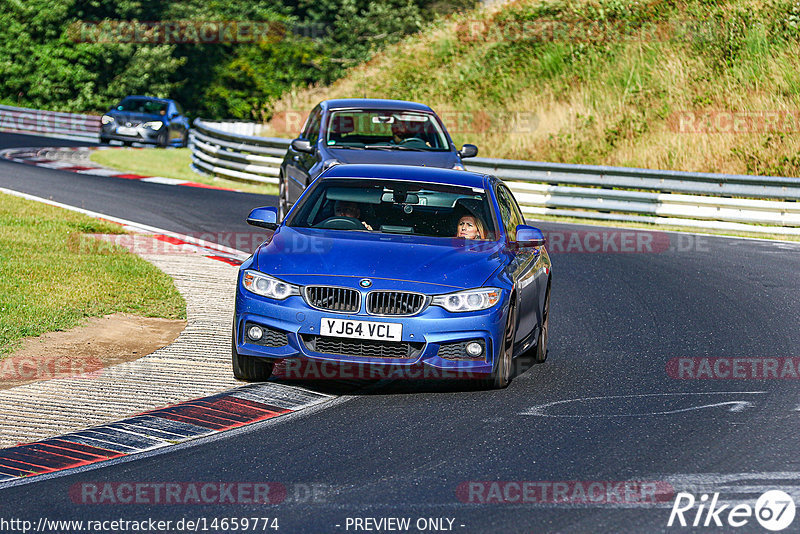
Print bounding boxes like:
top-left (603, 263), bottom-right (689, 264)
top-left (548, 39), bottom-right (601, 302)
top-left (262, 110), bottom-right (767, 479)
top-left (0, 313), bottom-right (186, 390)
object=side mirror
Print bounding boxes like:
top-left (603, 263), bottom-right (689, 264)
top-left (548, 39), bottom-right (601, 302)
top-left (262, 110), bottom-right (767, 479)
top-left (458, 144), bottom-right (478, 158)
top-left (247, 206), bottom-right (279, 230)
top-left (515, 225), bottom-right (545, 247)
top-left (291, 138), bottom-right (314, 154)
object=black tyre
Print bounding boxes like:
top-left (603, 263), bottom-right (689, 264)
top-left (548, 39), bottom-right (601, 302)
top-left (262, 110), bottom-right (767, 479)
top-left (181, 130), bottom-right (189, 148)
top-left (157, 130), bottom-right (169, 148)
top-left (231, 326), bottom-right (274, 381)
top-left (534, 282), bottom-right (551, 364)
top-left (122, 141), bottom-right (132, 147)
top-left (99, 136), bottom-right (110, 145)
top-left (485, 298), bottom-right (516, 389)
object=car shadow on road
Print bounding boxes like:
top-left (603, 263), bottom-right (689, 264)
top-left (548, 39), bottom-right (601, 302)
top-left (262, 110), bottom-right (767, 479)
top-left (267, 356), bottom-right (543, 396)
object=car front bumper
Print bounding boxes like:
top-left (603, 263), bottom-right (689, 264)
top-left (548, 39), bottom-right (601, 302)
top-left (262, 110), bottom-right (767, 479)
top-left (234, 283), bottom-right (510, 377)
top-left (101, 124), bottom-right (164, 144)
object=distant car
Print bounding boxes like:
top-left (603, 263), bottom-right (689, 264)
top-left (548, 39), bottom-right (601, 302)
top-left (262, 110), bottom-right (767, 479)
top-left (100, 96), bottom-right (190, 148)
top-left (278, 99), bottom-right (478, 219)
top-left (234, 164), bottom-right (551, 389)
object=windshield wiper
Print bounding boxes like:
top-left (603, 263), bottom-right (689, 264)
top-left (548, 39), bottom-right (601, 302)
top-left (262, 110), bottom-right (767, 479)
top-left (392, 145), bottom-right (428, 151)
top-left (362, 145), bottom-right (394, 150)
top-left (363, 145), bottom-right (427, 151)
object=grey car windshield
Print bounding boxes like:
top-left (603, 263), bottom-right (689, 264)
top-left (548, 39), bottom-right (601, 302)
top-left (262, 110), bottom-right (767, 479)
top-left (288, 179), bottom-right (496, 239)
top-left (115, 98), bottom-right (168, 115)
top-left (325, 111), bottom-right (451, 151)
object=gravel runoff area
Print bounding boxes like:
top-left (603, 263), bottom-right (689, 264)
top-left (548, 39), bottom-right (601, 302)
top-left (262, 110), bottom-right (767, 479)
top-left (0, 237), bottom-right (245, 449)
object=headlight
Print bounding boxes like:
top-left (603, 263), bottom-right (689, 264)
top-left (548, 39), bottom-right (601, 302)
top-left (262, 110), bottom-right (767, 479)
top-left (432, 287), bottom-right (501, 312)
top-left (242, 270), bottom-right (300, 300)
top-left (142, 121), bottom-right (163, 130)
top-left (101, 115), bottom-right (114, 125)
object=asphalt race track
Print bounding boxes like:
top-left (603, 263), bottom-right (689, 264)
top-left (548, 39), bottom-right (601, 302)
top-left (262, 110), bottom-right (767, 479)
top-left (0, 132), bottom-right (273, 245)
top-left (1, 131), bottom-right (799, 533)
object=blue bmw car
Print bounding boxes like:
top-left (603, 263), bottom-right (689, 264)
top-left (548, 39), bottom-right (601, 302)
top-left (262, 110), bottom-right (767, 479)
top-left (234, 164), bottom-right (551, 388)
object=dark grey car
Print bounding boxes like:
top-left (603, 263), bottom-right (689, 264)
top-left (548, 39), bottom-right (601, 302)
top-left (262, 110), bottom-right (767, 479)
top-left (278, 98), bottom-right (478, 219)
top-left (100, 96), bottom-right (190, 148)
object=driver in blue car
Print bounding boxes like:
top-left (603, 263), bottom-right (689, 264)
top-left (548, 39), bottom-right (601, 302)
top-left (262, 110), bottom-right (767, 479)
top-left (334, 200), bottom-right (373, 230)
top-left (391, 120), bottom-right (430, 149)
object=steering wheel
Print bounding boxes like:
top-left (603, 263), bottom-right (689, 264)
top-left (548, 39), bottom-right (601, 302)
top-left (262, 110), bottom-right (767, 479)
top-left (314, 216), bottom-right (364, 230)
top-left (399, 137), bottom-right (428, 145)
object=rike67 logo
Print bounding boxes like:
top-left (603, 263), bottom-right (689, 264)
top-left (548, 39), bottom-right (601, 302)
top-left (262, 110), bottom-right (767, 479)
top-left (668, 490), bottom-right (796, 531)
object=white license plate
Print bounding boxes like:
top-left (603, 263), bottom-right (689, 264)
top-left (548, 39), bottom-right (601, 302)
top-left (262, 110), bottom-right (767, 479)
top-left (116, 126), bottom-right (138, 136)
top-left (320, 318), bottom-right (402, 341)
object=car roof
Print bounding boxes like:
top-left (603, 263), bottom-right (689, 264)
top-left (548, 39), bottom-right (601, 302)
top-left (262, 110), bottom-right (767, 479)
top-left (121, 95), bottom-right (172, 104)
top-left (321, 99), bottom-right (434, 113)
top-left (320, 164), bottom-right (490, 189)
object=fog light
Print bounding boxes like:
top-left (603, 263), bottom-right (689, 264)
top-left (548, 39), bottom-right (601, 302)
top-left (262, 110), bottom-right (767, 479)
top-left (466, 342), bottom-right (483, 357)
top-left (248, 325), bottom-right (264, 341)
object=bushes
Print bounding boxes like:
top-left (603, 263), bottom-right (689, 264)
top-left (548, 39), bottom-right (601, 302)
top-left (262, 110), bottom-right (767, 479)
top-left (0, 0), bottom-right (473, 119)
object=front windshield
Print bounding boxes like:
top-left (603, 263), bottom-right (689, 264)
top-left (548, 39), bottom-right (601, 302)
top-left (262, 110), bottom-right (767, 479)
top-left (288, 178), bottom-right (496, 240)
top-left (325, 110), bottom-right (451, 151)
top-left (115, 98), bottom-right (168, 115)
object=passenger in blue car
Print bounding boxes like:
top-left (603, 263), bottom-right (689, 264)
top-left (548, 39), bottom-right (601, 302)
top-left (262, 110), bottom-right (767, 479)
top-left (456, 214), bottom-right (486, 240)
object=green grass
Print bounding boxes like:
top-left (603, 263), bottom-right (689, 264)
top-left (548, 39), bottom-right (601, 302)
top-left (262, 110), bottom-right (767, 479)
top-left (89, 148), bottom-right (278, 196)
top-left (0, 193), bottom-right (186, 356)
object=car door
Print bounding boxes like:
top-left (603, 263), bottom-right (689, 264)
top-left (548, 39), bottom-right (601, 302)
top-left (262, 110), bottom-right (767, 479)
top-left (173, 102), bottom-right (188, 139)
top-left (285, 106), bottom-right (322, 205)
top-left (162, 103), bottom-right (172, 141)
top-left (496, 184), bottom-right (541, 346)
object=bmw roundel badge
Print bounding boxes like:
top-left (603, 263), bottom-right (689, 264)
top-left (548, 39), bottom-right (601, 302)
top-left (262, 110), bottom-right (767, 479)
top-left (359, 279), bottom-right (372, 288)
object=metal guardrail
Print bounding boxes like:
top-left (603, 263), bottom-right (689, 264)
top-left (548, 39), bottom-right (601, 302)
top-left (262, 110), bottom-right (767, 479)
top-left (189, 120), bottom-right (289, 185)
top-left (200, 120), bottom-right (266, 137)
top-left (467, 159), bottom-right (800, 233)
top-left (0, 104), bottom-right (100, 141)
top-left (191, 118), bottom-right (800, 235)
